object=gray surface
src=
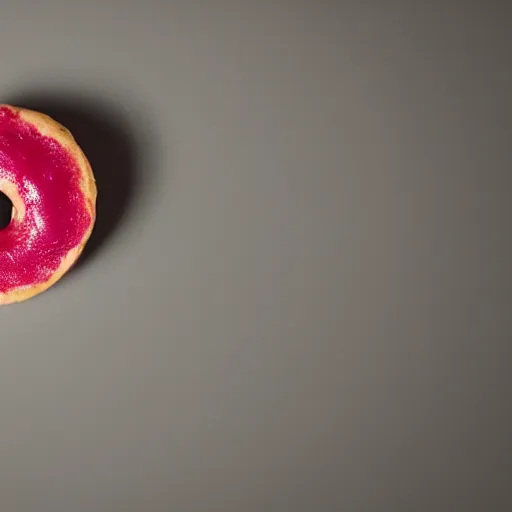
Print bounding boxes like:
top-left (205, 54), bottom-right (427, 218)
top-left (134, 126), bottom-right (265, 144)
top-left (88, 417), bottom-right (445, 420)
top-left (1, 1), bottom-right (511, 510)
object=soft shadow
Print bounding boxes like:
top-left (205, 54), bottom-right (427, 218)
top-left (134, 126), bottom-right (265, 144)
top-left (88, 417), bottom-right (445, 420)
top-left (4, 91), bottom-right (146, 271)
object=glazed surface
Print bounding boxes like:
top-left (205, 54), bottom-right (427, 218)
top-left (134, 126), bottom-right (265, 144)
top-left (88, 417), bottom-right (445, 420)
top-left (0, 106), bottom-right (91, 293)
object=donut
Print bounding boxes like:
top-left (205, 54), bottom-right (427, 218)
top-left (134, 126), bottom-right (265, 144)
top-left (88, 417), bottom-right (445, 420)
top-left (0, 104), bottom-right (96, 305)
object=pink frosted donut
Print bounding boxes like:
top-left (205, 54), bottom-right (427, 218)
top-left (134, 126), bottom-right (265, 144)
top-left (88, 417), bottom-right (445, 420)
top-left (0, 105), bottom-right (96, 305)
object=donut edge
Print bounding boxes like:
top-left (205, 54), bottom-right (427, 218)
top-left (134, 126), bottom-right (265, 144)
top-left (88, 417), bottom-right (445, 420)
top-left (0, 105), bottom-right (97, 305)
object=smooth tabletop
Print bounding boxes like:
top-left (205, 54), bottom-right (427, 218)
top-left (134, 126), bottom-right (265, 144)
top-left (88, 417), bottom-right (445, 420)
top-left (1, 1), bottom-right (511, 511)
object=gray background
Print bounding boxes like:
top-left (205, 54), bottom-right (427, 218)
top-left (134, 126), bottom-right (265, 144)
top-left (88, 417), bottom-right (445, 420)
top-left (1, 1), bottom-right (511, 510)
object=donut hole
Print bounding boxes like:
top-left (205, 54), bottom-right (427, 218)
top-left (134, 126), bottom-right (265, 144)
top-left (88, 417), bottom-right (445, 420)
top-left (0, 191), bottom-right (13, 229)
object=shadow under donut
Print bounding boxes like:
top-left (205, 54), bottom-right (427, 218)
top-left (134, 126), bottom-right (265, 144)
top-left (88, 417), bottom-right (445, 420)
top-left (3, 91), bottom-right (149, 273)
top-left (0, 192), bottom-right (12, 229)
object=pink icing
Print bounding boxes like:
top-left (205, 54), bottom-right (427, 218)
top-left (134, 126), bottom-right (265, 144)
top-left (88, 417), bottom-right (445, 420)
top-left (0, 106), bottom-right (91, 293)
